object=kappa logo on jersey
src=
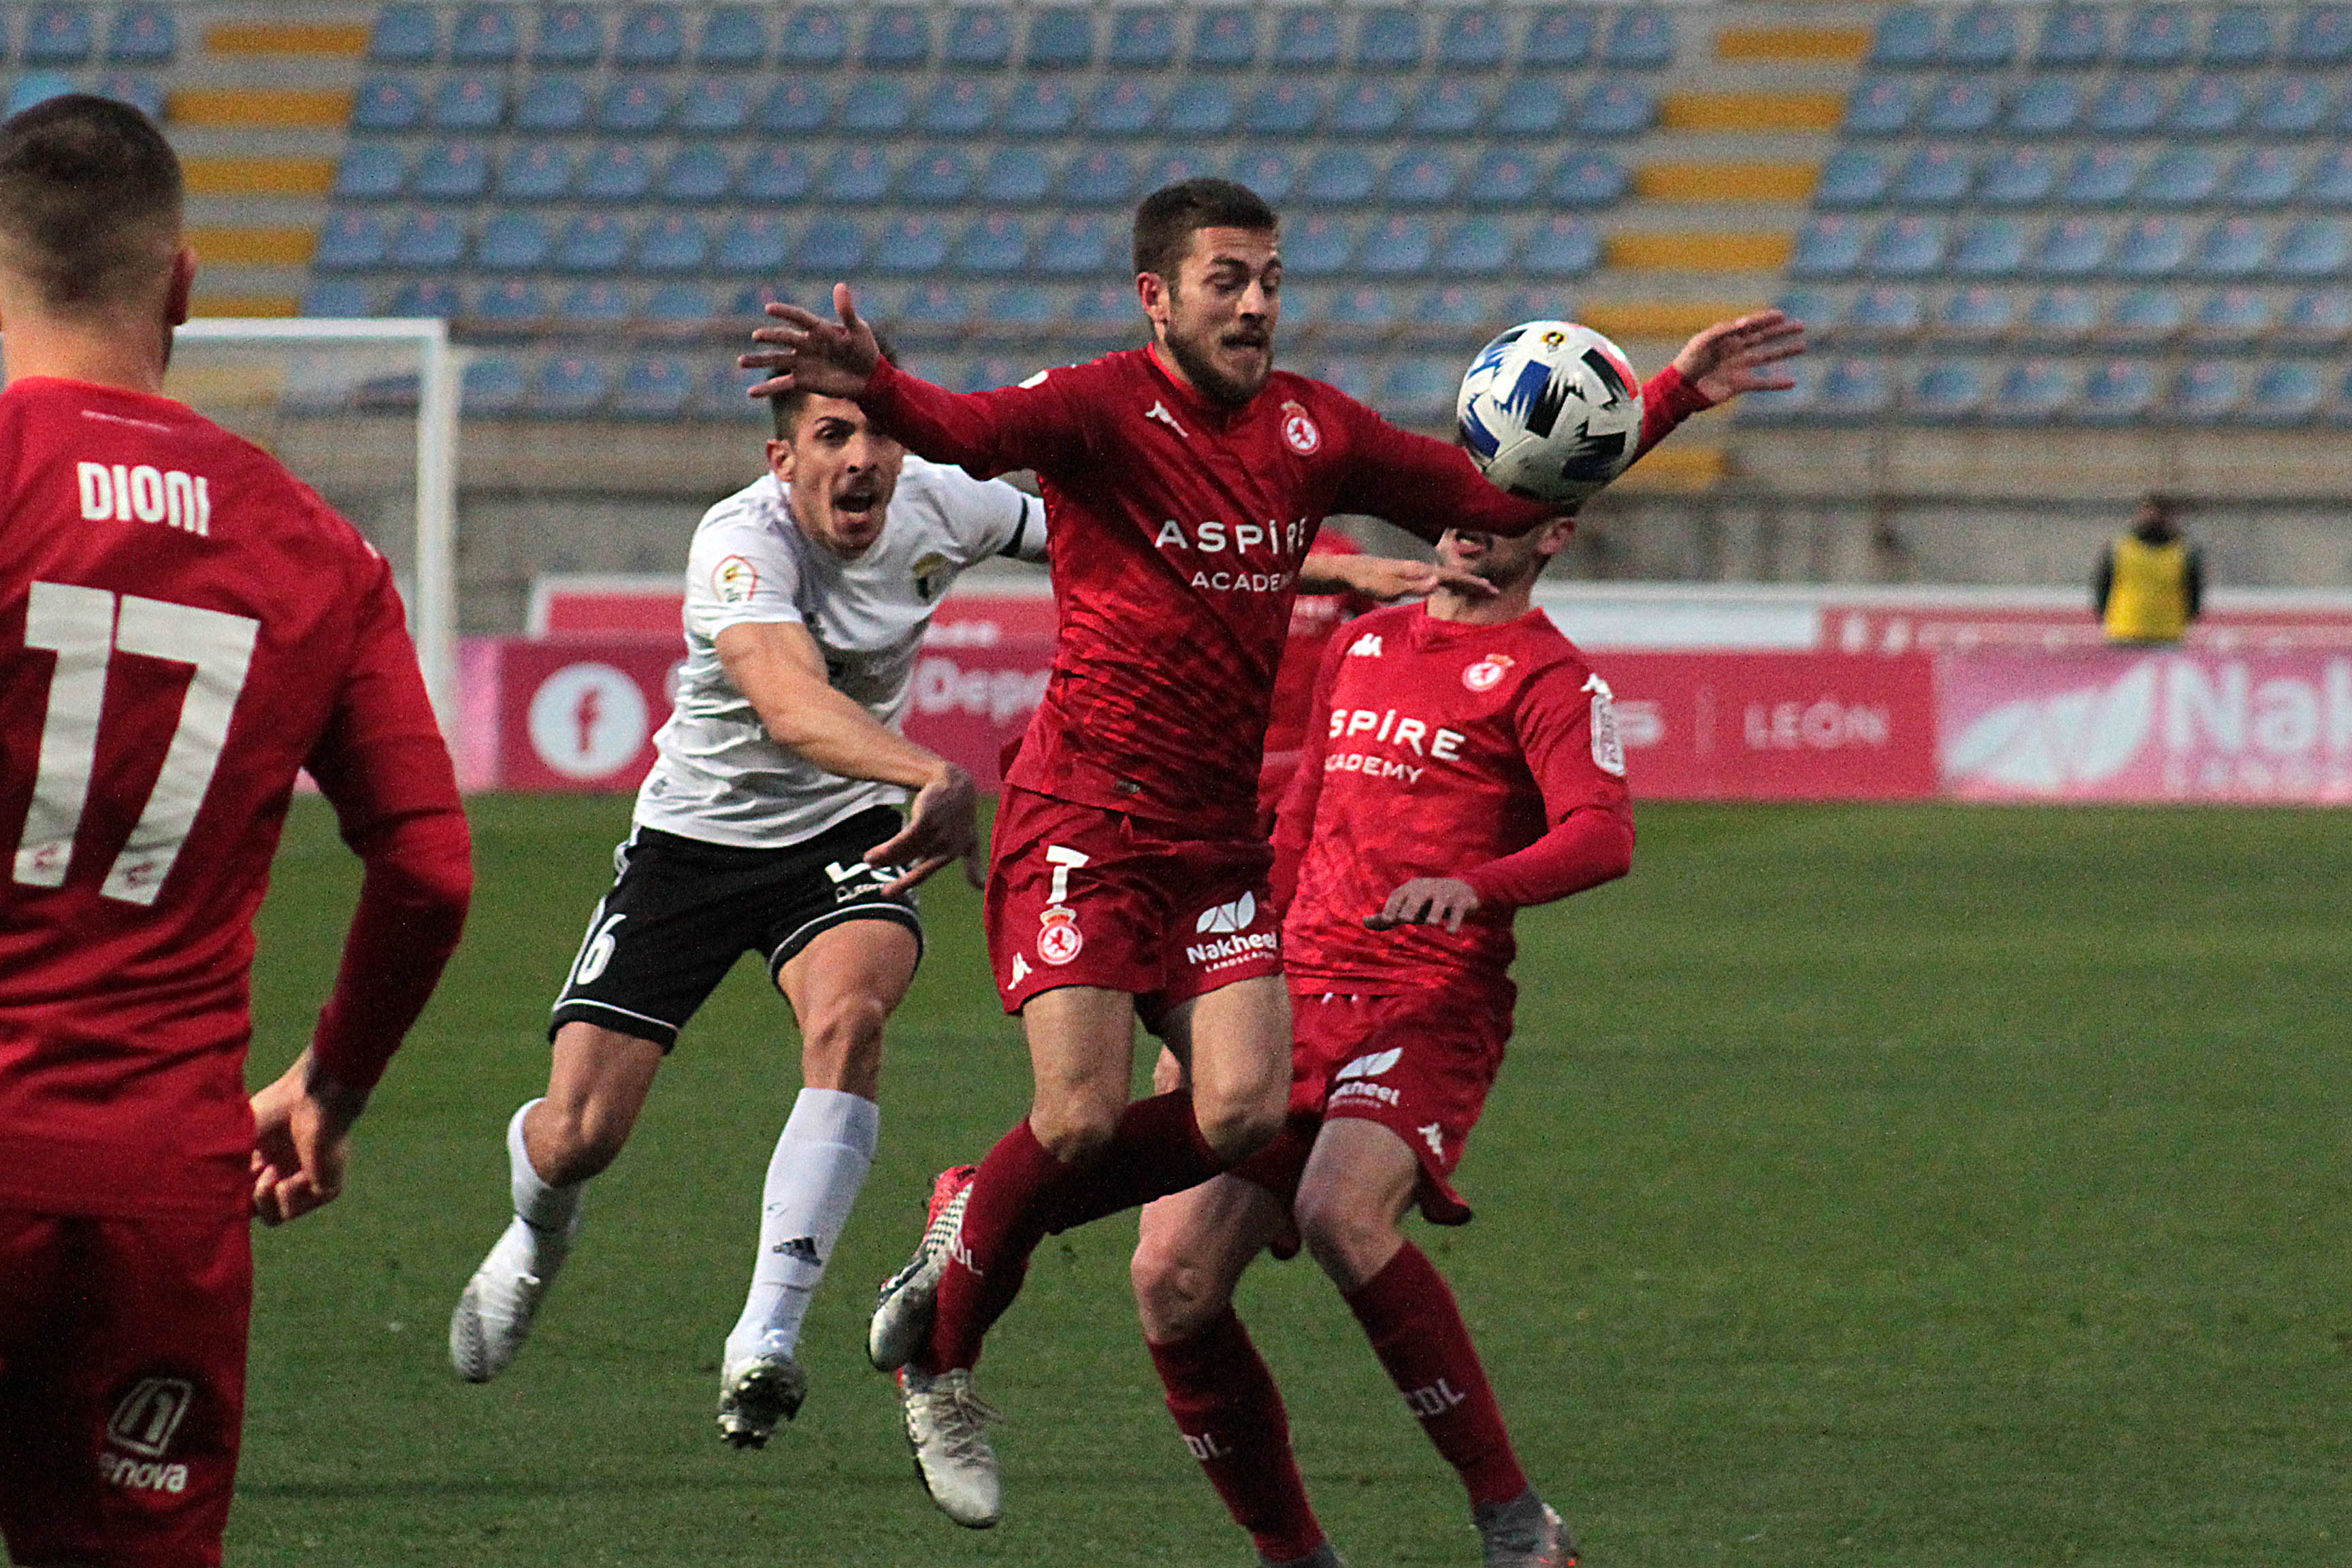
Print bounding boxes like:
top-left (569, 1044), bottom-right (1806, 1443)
top-left (77, 461), bottom-right (212, 537)
top-left (1463, 653), bottom-right (1516, 693)
top-left (1335, 1047), bottom-right (1403, 1081)
top-left (1280, 401), bottom-right (1322, 455)
top-left (107, 1377), bottom-right (194, 1460)
top-left (1145, 400), bottom-right (1189, 439)
top-left (1195, 890), bottom-right (1257, 934)
top-left (712, 554), bottom-right (760, 605)
top-left (1038, 905), bottom-right (1083, 965)
top-left (1348, 633), bottom-right (1384, 657)
top-left (1584, 671), bottom-right (1627, 777)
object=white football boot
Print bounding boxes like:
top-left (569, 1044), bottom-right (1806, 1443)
top-left (715, 1330), bottom-right (809, 1449)
top-left (899, 1365), bottom-right (1002, 1528)
top-left (868, 1164), bottom-right (975, 1372)
top-left (448, 1217), bottom-right (570, 1383)
top-left (1474, 1490), bottom-right (1578, 1568)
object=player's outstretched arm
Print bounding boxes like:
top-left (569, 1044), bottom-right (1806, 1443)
top-left (250, 1049), bottom-right (369, 1226)
top-left (1668, 309), bottom-right (1807, 406)
top-left (1298, 551), bottom-right (1497, 603)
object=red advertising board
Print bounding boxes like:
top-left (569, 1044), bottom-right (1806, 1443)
top-left (493, 638), bottom-right (682, 792)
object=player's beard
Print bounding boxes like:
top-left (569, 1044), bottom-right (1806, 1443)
top-left (1162, 312), bottom-right (1272, 406)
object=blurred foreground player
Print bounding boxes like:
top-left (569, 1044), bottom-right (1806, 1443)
top-left (0, 97), bottom-right (470, 1568)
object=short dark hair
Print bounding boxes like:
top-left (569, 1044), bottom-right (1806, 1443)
top-left (0, 95), bottom-right (182, 314)
top-left (1132, 178), bottom-right (1277, 280)
top-left (769, 327), bottom-right (898, 440)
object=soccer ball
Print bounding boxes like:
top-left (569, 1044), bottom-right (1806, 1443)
top-left (1455, 321), bottom-right (1645, 506)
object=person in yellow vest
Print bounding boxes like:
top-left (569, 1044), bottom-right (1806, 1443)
top-left (2095, 495), bottom-right (2204, 644)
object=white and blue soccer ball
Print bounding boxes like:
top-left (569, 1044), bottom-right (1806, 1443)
top-left (1455, 321), bottom-right (1644, 506)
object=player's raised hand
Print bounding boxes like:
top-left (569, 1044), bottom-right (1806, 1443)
top-left (1367, 875), bottom-right (1483, 934)
top-left (868, 762), bottom-right (979, 895)
top-left (1302, 551), bottom-right (1500, 603)
top-left (1669, 309), bottom-right (1808, 406)
top-left (742, 282), bottom-right (882, 401)
top-left (248, 1051), bottom-right (366, 1226)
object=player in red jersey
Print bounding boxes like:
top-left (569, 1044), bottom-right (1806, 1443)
top-left (0, 99), bottom-right (471, 1568)
top-left (747, 177), bottom-right (1799, 1528)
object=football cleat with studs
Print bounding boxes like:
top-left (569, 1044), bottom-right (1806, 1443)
top-left (715, 1332), bottom-right (808, 1449)
top-left (868, 1164), bottom-right (976, 1372)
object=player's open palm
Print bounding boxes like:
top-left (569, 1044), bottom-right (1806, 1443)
top-left (868, 764), bottom-right (979, 894)
top-left (1670, 310), bottom-right (1808, 405)
top-left (248, 1056), bottom-right (359, 1226)
top-left (743, 282), bottom-right (882, 402)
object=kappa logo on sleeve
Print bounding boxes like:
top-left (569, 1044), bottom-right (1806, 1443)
top-left (712, 555), bottom-right (760, 605)
top-left (1348, 632), bottom-right (1384, 657)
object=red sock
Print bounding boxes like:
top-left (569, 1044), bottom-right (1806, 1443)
top-left (1345, 1242), bottom-right (1529, 1507)
top-left (1149, 1309), bottom-right (1326, 1563)
top-left (926, 1094), bottom-right (1229, 1371)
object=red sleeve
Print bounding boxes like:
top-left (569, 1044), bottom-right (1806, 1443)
top-left (1458, 662), bottom-right (1634, 910)
top-left (1269, 627), bottom-right (1351, 914)
top-left (1326, 397), bottom-right (1558, 544)
top-left (859, 355), bottom-right (1093, 480)
top-left (1631, 363), bottom-right (1715, 461)
top-left (299, 558), bottom-right (472, 1094)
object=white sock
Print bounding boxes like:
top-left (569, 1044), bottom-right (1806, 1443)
top-left (724, 1088), bottom-right (879, 1366)
top-left (506, 1098), bottom-right (583, 1275)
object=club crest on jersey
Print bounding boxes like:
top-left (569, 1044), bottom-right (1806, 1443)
top-left (1037, 905), bottom-right (1083, 966)
top-left (1279, 401), bottom-right (1321, 456)
top-left (1463, 653), bottom-right (1516, 693)
top-left (911, 550), bottom-right (952, 603)
top-left (712, 554), bottom-right (759, 606)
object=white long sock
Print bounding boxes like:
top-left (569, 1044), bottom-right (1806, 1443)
top-left (724, 1088), bottom-right (879, 1365)
top-left (506, 1098), bottom-right (583, 1276)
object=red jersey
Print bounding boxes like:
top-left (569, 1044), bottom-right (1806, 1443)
top-left (0, 377), bottom-right (471, 1220)
top-left (1275, 601), bottom-right (1633, 994)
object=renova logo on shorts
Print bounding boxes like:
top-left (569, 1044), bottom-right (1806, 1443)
top-left (1335, 1048), bottom-right (1403, 1081)
top-left (107, 1377), bottom-right (194, 1459)
top-left (1196, 891), bottom-right (1257, 934)
top-left (1037, 905), bottom-right (1083, 965)
top-left (1463, 653), bottom-right (1516, 693)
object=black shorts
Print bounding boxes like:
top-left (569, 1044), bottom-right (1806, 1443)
top-left (548, 806), bottom-right (921, 1051)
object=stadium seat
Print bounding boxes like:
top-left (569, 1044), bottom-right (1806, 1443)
top-left (1816, 148), bottom-right (1895, 209)
top-left (873, 215), bottom-right (951, 275)
top-left (1523, 7), bottom-right (1594, 67)
top-left (463, 355), bottom-right (528, 415)
top-left (953, 214), bottom-right (1030, 275)
top-left (2283, 287), bottom-right (2352, 339)
top-left (2287, 4), bottom-right (2352, 63)
top-left (2253, 74), bottom-right (2336, 133)
top-left (1028, 6), bottom-right (1095, 68)
top-left (1380, 359), bottom-right (1456, 424)
top-left (555, 213), bottom-right (629, 273)
top-left (699, 7), bottom-right (767, 67)
top-left (1036, 214), bottom-right (1114, 276)
top-left (2243, 360), bottom-right (2323, 421)
top-left (429, 75), bottom-right (504, 132)
top-left (2022, 286), bottom-right (2098, 341)
top-left (1848, 284), bottom-right (1924, 338)
top-left (819, 146), bottom-right (892, 203)
top-left (21, 4), bottom-right (90, 65)
top-left (1908, 359), bottom-right (1989, 419)
top-left (1791, 216), bottom-right (1866, 279)
top-left (1989, 359), bottom-right (2076, 422)
top-left (1358, 8), bottom-right (1426, 69)
top-left (530, 3), bottom-right (602, 64)
top-left (370, 4), bottom-right (438, 63)
top-left (898, 148), bottom-right (973, 204)
top-left (301, 280), bottom-right (370, 318)
top-left (1466, 149), bottom-right (1541, 208)
top-left (1866, 216), bottom-right (1948, 277)
top-left (1816, 358), bottom-right (1894, 416)
top-left (476, 211), bottom-right (553, 269)
top-left (1386, 150), bottom-right (1458, 206)
top-left (90, 73), bottom-right (160, 120)
top-left (636, 214), bottom-right (710, 274)
top-left (919, 79), bottom-right (995, 135)
top-left (1944, 6), bottom-right (2016, 67)
top-left (313, 211), bottom-right (388, 271)
top-left (838, 79), bottom-right (911, 135)
top-left (2190, 287), bottom-right (2273, 341)
top-left (1550, 152), bottom-right (1627, 208)
top-left (717, 213), bottom-right (790, 272)
top-left (1331, 81), bottom-right (1404, 137)
top-left (1284, 215), bottom-right (1354, 276)
top-left (1935, 285), bottom-right (2014, 338)
top-left (413, 140), bottom-right (489, 200)
top-left (1004, 80), bottom-right (1076, 135)
top-left (1919, 80), bottom-right (1999, 134)
top-left (1980, 146), bottom-right (2058, 206)
top-left (1603, 6), bottom-right (1675, 67)
top-left (1273, 9), bottom-right (1342, 69)
top-left (1166, 80), bottom-right (1236, 136)
top-left (1438, 9), bottom-right (1507, 67)
top-left (1737, 358), bottom-right (1816, 419)
top-left (676, 80), bottom-right (750, 134)
top-left (2190, 216), bottom-right (2270, 278)
top-left (616, 5), bottom-right (683, 66)
top-left (1307, 356), bottom-right (1375, 403)
top-left (1191, 7), bottom-right (1258, 67)
top-left (1871, 7), bottom-right (1939, 67)
top-left (2007, 77), bottom-right (2082, 134)
top-left (2034, 217), bottom-right (2112, 277)
top-left (535, 356), bottom-right (611, 418)
top-left (2222, 147), bottom-right (2301, 208)
top-left (1520, 215), bottom-right (1601, 278)
top-left (1301, 150), bottom-right (1377, 206)
top-left (1358, 215), bottom-right (1434, 276)
top-left (2169, 76), bottom-right (2248, 135)
top-left (2275, 218), bottom-right (2351, 278)
top-left (98, 5), bottom-right (168, 66)
top-left (796, 215), bottom-right (866, 272)
top-left (2082, 360), bottom-right (2159, 421)
top-left (1492, 79), bottom-right (1569, 137)
top-left (514, 76), bottom-right (590, 132)
top-left (2118, 4), bottom-right (2192, 65)
top-left (450, 4), bottom-right (520, 64)
top-left (1405, 284), bottom-right (1493, 342)
top-left (335, 143), bottom-right (405, 201)
top-left (389, 209), bottom-right (465, 270)
top-left (658, 146), bottom-right (732, 202)
top-left (1246, 82), bottom-right (1324, 135)
top-left (973, 284), bottom-right (1058, 341)
top-left (352, 77), bottom-right (424, 133)
top-left (958, 358), bottom-right (1032, 395)
top-left (2111, 217), bottom-right (2189, 278)
top-left (1228, 149), bottom-right (1295, 203)
top-left (1085, 79), bottom-right (1160, 136)
top-left (704, 359), bottom-right (773, 422)
top-left (1437, 215), bottom-right (1514, 275)
top-left (2204, 5), bottom-right (2273, 63)
top-left (1774, 287), bottom-right (1838, 336)
top-left (779, 6), bottom-right (847, 66)
top-left (1107, 6), bottom-right (1175, 67)
top-left (1575, 81), bottom-right (1656, 136)
top-left (578, 144), bottom-right (651, 201)
top-left (1145, 151), bottom-right (1219, 189)
top-left (894, 282), bottom-right (973, 346)
top-left (2142, 148), bottom-right (2223, 206)
top-left (1844, 78), bottom-right (1916, 135)
top-left (740, 146), bottom-right (813, 202)
top-left (1892, 146), bottom-right (1973, 206)
top-left (2107, 287), bottom-right (2185, 340)
top-left (979, 147), bottom-right (1050, 202)
top-left (864, 6), bottom-right (930, 67)
top-left (616, 357), bottom-right (695, 419)
top-left (3, 73), bottom-right (72, 118)
top-left (558, 281), bottom-right (632, 326)
top-left (1070, 282), bottom-right (1141, 347)
top-left (2085, 78), bottom-right (2164, 133)
top-left (642, 284), bottom-right (719, 336)
top-left (2060, 147), bottom-right (2140, 207)
top-left (2034, 4), bottom-right (2106, 65)
top-left (2304, 149), bottom-right (2352, 205)
top-left (945, 6), bottom-right (1013, 67)
top-left (472, 280), bottom-right (549, 332)
top-left (1409, 78), bottom-right (1484, 136)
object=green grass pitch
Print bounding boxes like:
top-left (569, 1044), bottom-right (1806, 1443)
top-left (212, 796), bottom-right (2349, 1567)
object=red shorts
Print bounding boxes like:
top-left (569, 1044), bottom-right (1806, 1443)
top-left (0, 1206), bottom-right (250, 1568)
top-left (985, 786), bottom-right (1280, 1019)
top-left (1233, 986), bottom-right (1513, 1225)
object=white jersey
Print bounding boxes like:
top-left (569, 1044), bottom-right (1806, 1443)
top-left (634, 455), bottom-right (1045, 848)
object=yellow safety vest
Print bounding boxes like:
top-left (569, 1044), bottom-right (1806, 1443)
top-left (2104, 535), bottom-right (2191, 642)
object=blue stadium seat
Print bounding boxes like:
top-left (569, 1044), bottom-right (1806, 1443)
top-left (874, 215), bottom-right (951, 275)
top-left (820, 146), bottom-right (892, 203)
top-left (2252, 75), bottom-right (2336, 133)
top-left (1386, 150), bottom-right (1458, 206)
top-left (535, 356), bottom-right (611, 418)
top-left (2276, 218), bottom-right (2351, 278)
top-left (1466, 149), bottom-right (1541, 208)
top-left (740, 147), bottom-right (813, 202)
top-left (2112, 218), bottom-right (2190, 279)
top-left (1359, 216), bottom-right (1434, 276)
top-left (1848, 284), bottom-right (1924, 337)
top-left (1603, 6), bottom-right (1674, 67)
top-left (1892, 145), bottom-right (1973, 205)
top-left (2008, 77), bottom-right (2082, 133)
top-left (3, 73), bottom-right (72, 117)
top-left (450, 5), bottom-right (520, 64)
top-left (617, 357), bottom-right (695, 419)
top-left (515, 76), bottom-right (590, 132)
top-left (1944, 6), bottom-right (2016, 67)
top-left (979, 147), bottom-right (1050, 201)
top-left (580, 144), bottom-right (653, 201)
top-left (2034, 217), bottom-right (2112, 277)
top-left (1409, 78), bottom-right (1484, 136)
top-left (2141, 148), bottom-right (2222, 206)
top-left (1028, 6), bottom-right (1095, 69)
top-left (1980, 146), bottom-right (2057, 206)
top-left (1866, 215), bottom-right (1948, 276)
top-left (1284, 216), bottom-right (1354, 276)
top-left (919, 79), bottom-right (995, 135)
top-left (314, 211), bottom-right (388, 271)
top-left (1246, 82), bottom-right (1324, 135)
top-left (1358, 8), bottom-right (1425, 69)
top-left (945, 6), bottom-right (1013, 68)
top-left (1331, 81), bottom-right (1404, 136)
top-left (2107, 287), bottom-right (2185, 340)
top-left (1004, 80), bottom-right (1076, 135)
top-left (959, 358), bottom-right (1032, 395)
top-left (2225, 148), bottom-right (2303, 206)
top-left (1036, 214), bottom-right (1114, 276)
top-left (1273, 9), bottom-right (1342, 68)
top-left (1492, 79), bottom-right (1568, 137)
top-left (1550, 152), bottom-right (1628, 208)
top-left (1437, 216), bottom-right (1513, 275)
top-left (352, 77), bottom-right (424, 132)
top-left (532, 3), bottom-right (602, 63)
top-left (1951, 217), bottom-right (2028, 277)
top-left (335, 144), bottom-right (405, 200)
top-left (1228, 149), bottom-right (1295, 203)
top-left (1520, 215), bottom-right (1600, 278)
top-left (1380, 359), bottom-right (1457, 425)
top-left (617, 5), bottom-right (683, 66)
top-left (838, 78), bottom-right (911, 134)
top-left (953, 214), bottom-right (1030, 275)
top-left (1070, 283), bottom-right (1140, 348)
top-left (2190, 287), bottom-right (2272, 341)
top-left (972, 284), bottom-right (1057, 341)
top-left (796, 216), bottom-right (866, 272)
top-left (1844, 78), bottom-right (1916, 135)
top-left (642, 284), bottom-right (718, 335)
top-left (1989, 359), bottom-right (2075, 422)
top-left (463, 355), bottom-right (527, 415)
top-left (1737, 358), bottom-right (1816, 419)
top-left (430, 74), bottom-right (504, 131)
top-left (2085, 78), bottom-right (2164, 134)
top-left (718, 214), bottom-right (791, 272)
top-left (559, 281), bottom-right (632, 326)
top-left (1107, 7), bottom-right (1175, 67)
top-left (2169, 76), bottom-right (2247, 135)
top-left (1301, 150), bottom-right (1377, 205)
top-left (1307, 356), bottom-right (1375, 403)
top-left (2287, 4), bottom-right (2352, 63)
top-left (863, 6), bottom-right (930, 67)
top-left (894, 283), bottom-right (973, 346)
top-left (389, 209), bottom-right (466, 269)
top-left (1439, 9), bottom-right (1507, 67)
top-left (555, 213), bottom-right (629, 272)
top-left (1791, 216), bottom-right (1867, 279)
top-left (1522, 7), bottom-right (1593, 66)
top-left (370, 5), bottom-right (438, 63)
top-left (2117, 4), bottom-right (2192, 65)
top-left (2283, 288), bottom-right (2352, 339)
top-left (1816, 148), bottom-right (1895, 208)
top-left (1405, 284), bottom-right (1492, 341)
top-left (22, 4), bottom-right (91, 64)
top-left (2205, 5), bottom-right (2274, 63)
top-left (1919, 79), bottom-right (1999, 134)
top-left (1769, 287), bottom-right (1833, 336)
top-left (2244, 361), bottom-right (2323, 421)
top-left (677, 79), bottom-right (751, 134)
top-left (108, 4), bottom-right (175, 64)
top-left (779, 7), bottom-right (847, 66)
top-left (301, 280), bottom-right (371, 318)
top-left (599, 78), bottom-right (674, 133)
top-left (473, 280), bottom-right (549, 332)
top-left (1575, 80), bottom-right (1656, 135)
top-left (1816, 357), bottom-right (1894, 416)
top-left (705, 359), bottom-right (774, 422)
top-left (2304, 150), bottom-right (2352, 205)
top-left (2023, 288), bottom-right (2096, 344)
top-left (1191, 7), bottom-right (1258, 67)
top-left (638, 214), bottom-right (710, 273)
top-left (658, 146), bottom-right (732, 202)
top-left (699, 7), bottom-right (767, 67)
top-left (1871, 6), bottom-right (1939, 67)
top-left (1908, 359), bottom-right (1988, 419)
top-left (413, 140), bottom-right (489, 199)
top-left (900, 148), bottom-right (974, 203)
top-left (2082, 360), bottom-right (2158, 422)
top-left (2035, 4), bottom-right (2106, 65)
top-left (1086, 79), bottom-right (1160, 135)
top-left (1165, 80), bottom-right (1235, 135)
top-left (2060, 147), bottom-right (2140, 207)
top-left (1145, 150), bottom-right (1216, 189)
top-left (477, 211), bottom-right (553, 269)
top-left (1936, 285), bottom-right (2014, 338)
top-left (91, 74), bottom-right (162, 120)
top-left (2190, 216), bottom-right (2270, 278)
